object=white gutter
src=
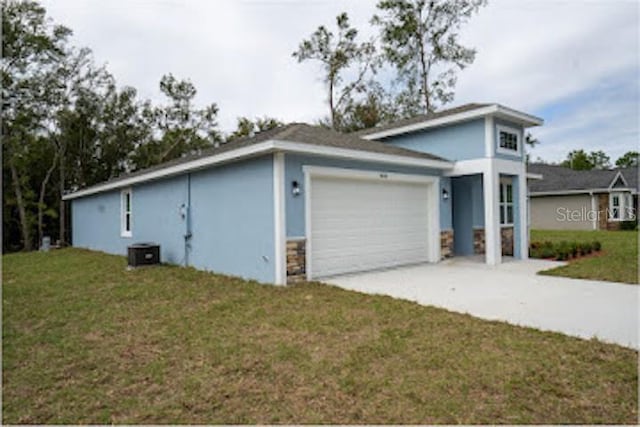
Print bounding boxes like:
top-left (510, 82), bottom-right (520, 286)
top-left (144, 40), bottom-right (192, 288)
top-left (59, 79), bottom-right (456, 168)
top-left (361, 104), bottom-right (544, 141)
top-left (63, 139), bottom-right (453, 200)
top-left (526, 172), bottom-right (543, 180)
top-left (530, 188), bottom-right (613, 196)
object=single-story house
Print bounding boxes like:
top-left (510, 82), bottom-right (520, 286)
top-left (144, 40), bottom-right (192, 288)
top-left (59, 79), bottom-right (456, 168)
top-left (63, 103), bottom-right (543, 285)
top-left (528, 163), bottom-right (638, 230)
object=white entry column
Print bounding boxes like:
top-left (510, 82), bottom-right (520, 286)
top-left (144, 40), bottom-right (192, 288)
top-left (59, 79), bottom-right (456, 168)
top-left (483, 165), bottom-right (501, 266)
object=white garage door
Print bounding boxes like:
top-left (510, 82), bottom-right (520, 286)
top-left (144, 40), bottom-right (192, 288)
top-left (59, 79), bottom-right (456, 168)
top-left (308, 172), bottom-right (434, 278)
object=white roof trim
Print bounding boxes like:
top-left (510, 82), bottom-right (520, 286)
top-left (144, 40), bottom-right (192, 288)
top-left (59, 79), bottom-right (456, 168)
top-left (361, 104), bottom-right (543, 141)
top-left (530, 188), bottom-right (636, 196)
top-left (526, 172), bottom-right (543, 180)
top-left (608, 170), bottom-right (629, 189)
top-left (63, 141), bottom-right (275, 200)
top-left (63, 139), bottom-right (453, 200)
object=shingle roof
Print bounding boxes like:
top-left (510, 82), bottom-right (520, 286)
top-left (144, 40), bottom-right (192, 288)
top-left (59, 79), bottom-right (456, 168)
top-left (275, 123), bottom-right (447, 160)
top-left (528, 163), bottom-right (638, 193)
top-left (354, 103), bottom-right (492, 137)
top-left (66, 123), bottom-right (450, 196)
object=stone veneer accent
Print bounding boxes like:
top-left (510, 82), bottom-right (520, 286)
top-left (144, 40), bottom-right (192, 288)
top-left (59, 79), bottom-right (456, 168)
top-left (501, 226), bottom-right (514, 256)
top-left (598, 194), bottom-right (609, 230)
top-left (597, 193), bottom-right (624, 230)
top-left (286, 238), bottom-right (306, 284)
top-left (440, 230), bottom-right (454, 259)
top-left (473, 228), bottom-right (485, 255)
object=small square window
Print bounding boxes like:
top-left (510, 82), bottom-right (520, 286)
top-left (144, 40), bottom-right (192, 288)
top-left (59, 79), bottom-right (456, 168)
top-left (496, 126), bottom-right (521, 156)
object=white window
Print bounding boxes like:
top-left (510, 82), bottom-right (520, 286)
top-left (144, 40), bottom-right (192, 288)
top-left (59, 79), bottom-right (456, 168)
top-left (500, 180), bottom-right (514, 226)
top-left (121, 188), bottom-right (132, 237)
top-left (609, 192), bottom-right (633, 221)
top-left (496, 125), bottom-right (521, 156)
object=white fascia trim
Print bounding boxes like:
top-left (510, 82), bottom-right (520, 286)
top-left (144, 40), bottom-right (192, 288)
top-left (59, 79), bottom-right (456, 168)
top-left (63, 141), bottom-right (277, 200)
top-left (494, 104), bottom-right (544, 127)
top-left (273, 153), bottom-right (286, 286)
top-left (530, 188), bottom-right (611, 196)
top-left (302, 165), bottom-right (439, 185)
top-left (494, 158), bottom-right (526, 176)
top-left (361, 104), bottom-right (543, 140)
top-left (64, 139), bottom-right (452, 200)
top-left (608, 170), bottom-right (629, 189)
top-left (445, 158), bottom-right (526, 178)
top-left (495, 124), bottom-right (523, 157)
top-left (272, 140), bottom-right (453, 170)
top-left (444, 158), bottom-right (491, 177)
top-left (526, 173), bottom-right (544, 180)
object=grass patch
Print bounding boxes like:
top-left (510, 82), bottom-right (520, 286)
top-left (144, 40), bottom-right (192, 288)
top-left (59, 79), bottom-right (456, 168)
top-left (3, 249), bottom-right (638, 424)
top-left (531, 230), bottom-right (638, 284)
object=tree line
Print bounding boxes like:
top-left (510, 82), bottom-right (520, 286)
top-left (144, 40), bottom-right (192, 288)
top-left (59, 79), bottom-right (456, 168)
top-left (293, 0), bottom-right (487, 131)
top-left (535, 150), bottom-right (639, 170)
top-left (2, 0), bottom-right (487, 252)
top-left (1, 1), bottom-right (288, 252)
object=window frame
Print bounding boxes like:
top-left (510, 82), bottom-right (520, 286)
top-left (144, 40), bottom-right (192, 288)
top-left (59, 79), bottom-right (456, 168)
top-left (499, 179), bottom-right (515, 227)
top-left (609, 191), bottom-right (628, 221)
top-left (121, 188), bottom-right (133, 237)
top-left (496, 125), bottom-right (522, 157)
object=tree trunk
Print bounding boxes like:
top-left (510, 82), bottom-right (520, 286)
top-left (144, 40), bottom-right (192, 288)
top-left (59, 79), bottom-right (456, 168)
top-left (418, 5), bottom-right (431, 113)
top-left (37, 150), bottom-right (59, 246)
top-left (418, 35), bottom-right (430, 113)
top-left (329, 74), bottom-right (336, 129)
top-left (59, 146), bottom-right (66, 246)
top-left (9, 156), bottom-right (32, 251)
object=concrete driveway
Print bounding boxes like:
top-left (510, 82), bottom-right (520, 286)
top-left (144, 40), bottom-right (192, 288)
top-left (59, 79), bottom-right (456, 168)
top-left (324, 258), bottom-right (639, 350)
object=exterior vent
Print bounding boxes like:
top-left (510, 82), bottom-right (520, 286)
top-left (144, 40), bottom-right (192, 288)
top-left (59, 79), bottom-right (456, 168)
top-left (127, 243), bottom-right (160, 267)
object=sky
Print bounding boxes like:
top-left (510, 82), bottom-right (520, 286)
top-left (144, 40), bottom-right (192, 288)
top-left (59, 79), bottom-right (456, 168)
top-left (41, 0), bottom-right (639, 164)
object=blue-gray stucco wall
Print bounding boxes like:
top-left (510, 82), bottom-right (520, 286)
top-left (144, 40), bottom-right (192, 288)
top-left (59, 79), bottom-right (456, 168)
top-left (451, 174), bottom-right (484, 255)
top-left (380, 119), bottom-right (485, 161)
top-left (284, 154), bottom-right (451, 238)
top-left (71, 155), bottom-right (276, 283)
top-left (188, 156), bottom-right (275, 282)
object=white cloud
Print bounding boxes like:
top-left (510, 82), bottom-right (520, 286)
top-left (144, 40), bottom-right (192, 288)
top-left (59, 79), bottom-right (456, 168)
top-left (41, 0), bottom-right (638, 161)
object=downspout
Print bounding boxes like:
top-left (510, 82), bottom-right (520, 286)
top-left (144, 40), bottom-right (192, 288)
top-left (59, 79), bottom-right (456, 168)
top-left (184, 173), bottom-right (193, 266)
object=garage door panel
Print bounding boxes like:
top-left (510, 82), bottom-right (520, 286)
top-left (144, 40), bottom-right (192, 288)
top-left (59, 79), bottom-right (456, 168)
top-left (310, 174), bottom-right (432, 278)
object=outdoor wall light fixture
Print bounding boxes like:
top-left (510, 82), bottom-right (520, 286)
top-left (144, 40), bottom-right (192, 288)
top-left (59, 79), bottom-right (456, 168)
top-left (292, 180), bottom-right (301, 197)
top-left (442, 188), bottom-right (449, 201)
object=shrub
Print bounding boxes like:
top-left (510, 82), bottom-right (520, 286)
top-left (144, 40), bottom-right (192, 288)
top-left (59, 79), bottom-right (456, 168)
top-left (540, 245), bottom-right (556, 259)
top-left (620, 220), bottom-right (638, 230)
top-left (530, 239), bottom-right (602, 260)
top-left (579, 242), bottom-right (593, 255)
top-left (569, 242), bottom-right (578, 257)
top-left (555, 246), bottom-right (570, 261)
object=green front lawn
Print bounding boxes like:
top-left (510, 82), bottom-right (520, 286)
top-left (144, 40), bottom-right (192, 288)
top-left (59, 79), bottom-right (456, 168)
top-left (531, 230), bottom-right (638, 284)
top-left (2, 249), bottom-right (638, 424)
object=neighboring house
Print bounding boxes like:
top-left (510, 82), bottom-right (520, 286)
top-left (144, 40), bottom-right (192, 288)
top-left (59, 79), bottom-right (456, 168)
top-left (63, 103), bottom-right (542, 285)
top-left (528, 163), bottom-right (639, 230)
